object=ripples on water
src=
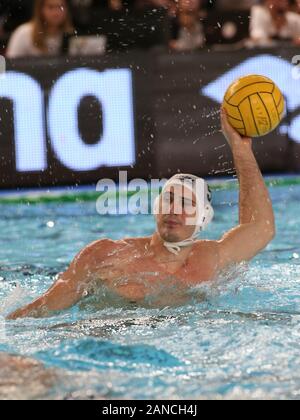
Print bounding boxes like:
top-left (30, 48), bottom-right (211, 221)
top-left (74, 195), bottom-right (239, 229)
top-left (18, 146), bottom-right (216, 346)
top-left (0, 183), bottom-right (300, 399)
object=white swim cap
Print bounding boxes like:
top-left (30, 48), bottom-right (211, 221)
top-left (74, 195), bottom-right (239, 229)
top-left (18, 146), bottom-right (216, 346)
top-left (154, 174), bottom-right (214, 255)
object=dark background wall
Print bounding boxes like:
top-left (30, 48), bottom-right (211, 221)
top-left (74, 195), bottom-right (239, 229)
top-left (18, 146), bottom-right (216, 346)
top-left (0, 48), bottom-right (299, 189)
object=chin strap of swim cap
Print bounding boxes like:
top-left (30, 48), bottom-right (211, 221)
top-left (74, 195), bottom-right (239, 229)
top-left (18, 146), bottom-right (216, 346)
top-left (155, 174), bottom-right (214, 255)
top-left (164, 238), bottom-right (196, 255)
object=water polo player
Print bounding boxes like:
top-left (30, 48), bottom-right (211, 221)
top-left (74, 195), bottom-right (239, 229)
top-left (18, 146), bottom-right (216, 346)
top-left (7, 109), bottom-right (275, 319)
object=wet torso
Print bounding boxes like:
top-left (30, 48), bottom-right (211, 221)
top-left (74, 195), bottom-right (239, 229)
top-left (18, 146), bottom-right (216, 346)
top-left (86, 238), bottom-right (219, 303)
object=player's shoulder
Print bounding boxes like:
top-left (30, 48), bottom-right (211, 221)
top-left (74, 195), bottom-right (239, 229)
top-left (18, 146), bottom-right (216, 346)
top-left (122, 236), bottom-right (150, 248)
top-left (193, 240), bottom-right (220, 258)
top-left (76, 239), bottom-right (118, 259)
top-left (83, 237), bottom-right (148, 254)
top-left (89, 238), bottom-right (119, 250)
top-left (190, 241), bottom-right (220, 274)
top-left (194, 239), bottom-right (218, 249)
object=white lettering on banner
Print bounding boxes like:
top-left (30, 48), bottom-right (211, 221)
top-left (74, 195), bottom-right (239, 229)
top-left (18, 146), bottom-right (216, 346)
top-left (0, 71), bottom-right (46, 171)
top-left (202, 54), bottom-right (300, 144)
top-left (0, 55), bottom-right (6, 78)
top-left (48, 68), bottom-right (135, 171)
top-left (0, 68), bottom-right (135, 172)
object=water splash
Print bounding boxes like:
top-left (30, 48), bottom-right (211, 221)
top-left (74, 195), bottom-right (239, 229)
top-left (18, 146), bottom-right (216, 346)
top-left (0, 285), bottom-right (30, 317)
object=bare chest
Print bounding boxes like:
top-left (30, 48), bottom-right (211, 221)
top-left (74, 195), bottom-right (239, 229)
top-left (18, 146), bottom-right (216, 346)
top-left (93, 251), bottom-right (216, 302)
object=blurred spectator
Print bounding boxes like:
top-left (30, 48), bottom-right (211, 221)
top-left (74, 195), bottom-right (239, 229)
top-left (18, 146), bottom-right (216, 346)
top-left (249, 0), bottom-right (300, 46)
top-left (6, 0), bottom-right (74, 58)
top-left (170, 0), bottom-right (206, 51)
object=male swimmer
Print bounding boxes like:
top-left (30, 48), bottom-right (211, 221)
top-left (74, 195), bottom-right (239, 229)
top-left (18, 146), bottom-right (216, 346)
top-left (7, 109), bottom-right (275, 319)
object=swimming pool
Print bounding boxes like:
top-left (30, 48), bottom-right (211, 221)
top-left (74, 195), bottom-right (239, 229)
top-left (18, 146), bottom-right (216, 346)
top-left (0, 178), bottom-right (300, 400)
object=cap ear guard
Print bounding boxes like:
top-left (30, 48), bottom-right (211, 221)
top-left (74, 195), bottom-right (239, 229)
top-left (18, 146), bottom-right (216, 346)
top-left (200, 202), bottom-right (214, 231)
top-left (199, 185), bottom-right (214, 231)
top-left (153, 195), bottom-right (160, 216)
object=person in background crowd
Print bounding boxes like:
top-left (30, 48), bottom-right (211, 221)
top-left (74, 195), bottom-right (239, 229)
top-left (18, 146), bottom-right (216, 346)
top-left (249, 0), bottom-right (300, 46)
top-left (170, 0), bottom-right (206, 52)
top-left (6, 0), bottom-right (74, 58)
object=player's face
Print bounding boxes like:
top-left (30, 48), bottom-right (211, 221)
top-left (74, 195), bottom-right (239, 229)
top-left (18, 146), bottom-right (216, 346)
top-left (156, 185), bottom-right (198, 243)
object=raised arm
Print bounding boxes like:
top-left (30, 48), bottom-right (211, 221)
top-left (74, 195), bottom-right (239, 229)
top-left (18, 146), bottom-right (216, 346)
top-left (217, 108), bottom-right (276, 269)
top-left (7, 241), bottom-right (106, 320)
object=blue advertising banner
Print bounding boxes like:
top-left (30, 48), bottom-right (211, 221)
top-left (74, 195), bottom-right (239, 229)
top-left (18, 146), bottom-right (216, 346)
top-left (0, 49), bottom-right (299, 188)
top-left (0, 54), bottom-right (155, 188)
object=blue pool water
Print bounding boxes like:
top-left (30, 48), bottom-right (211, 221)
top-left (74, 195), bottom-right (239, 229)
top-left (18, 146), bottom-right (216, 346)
top-left (0, 180), bottom-right (300, 400)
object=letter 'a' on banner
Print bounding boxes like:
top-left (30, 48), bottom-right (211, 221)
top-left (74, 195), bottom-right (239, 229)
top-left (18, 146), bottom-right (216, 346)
top-left (47, 68), bottom-right (136, 171)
